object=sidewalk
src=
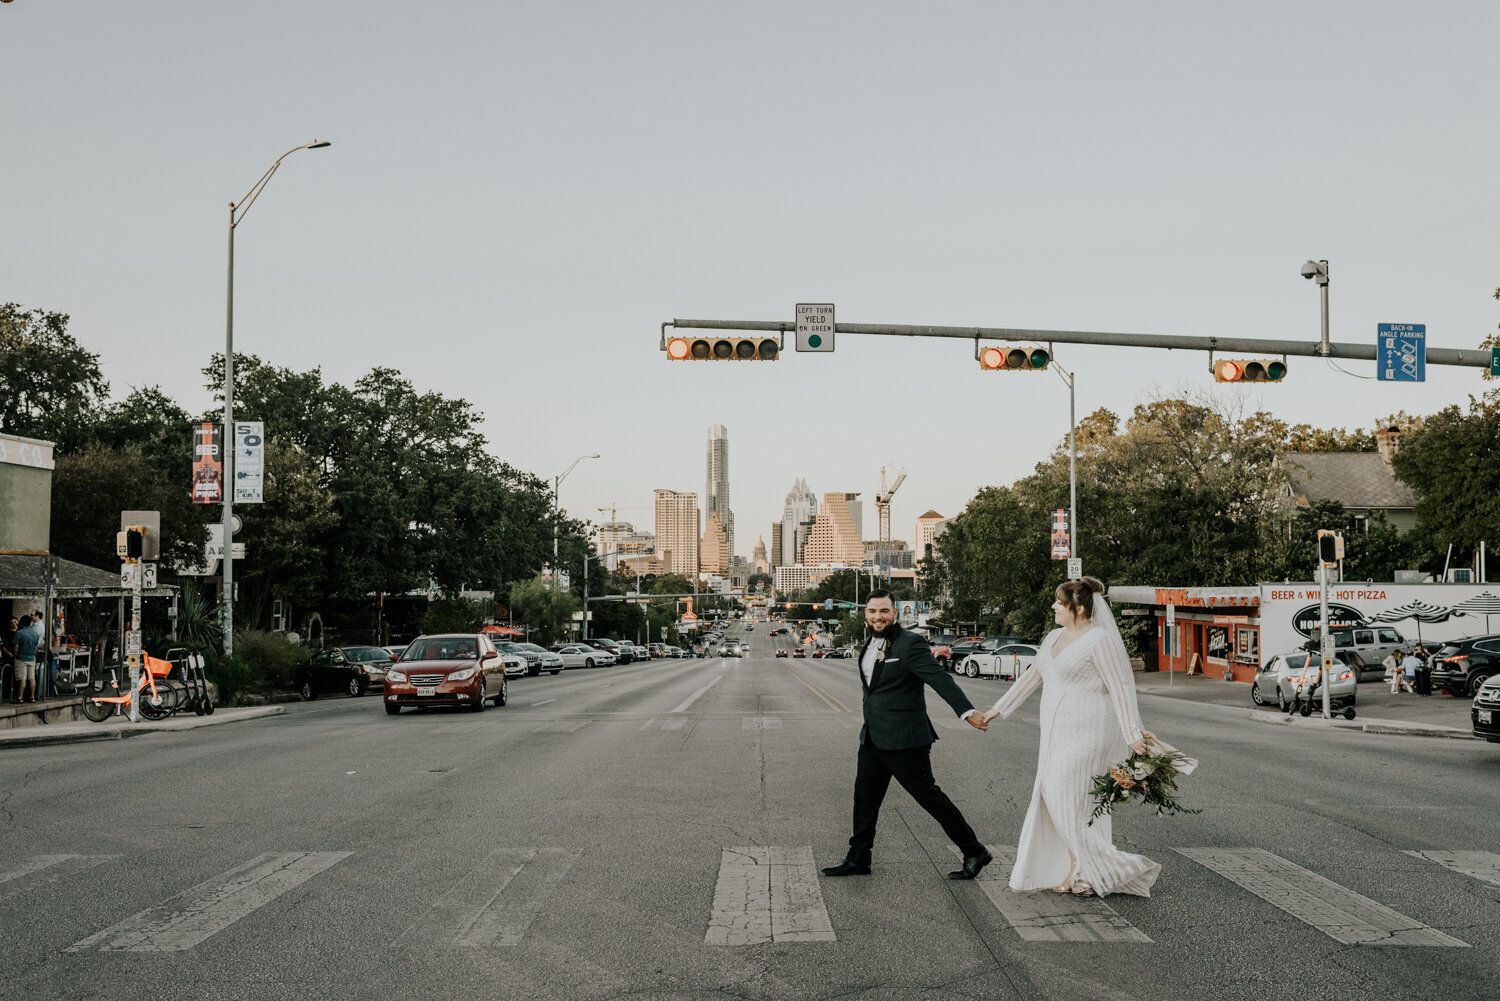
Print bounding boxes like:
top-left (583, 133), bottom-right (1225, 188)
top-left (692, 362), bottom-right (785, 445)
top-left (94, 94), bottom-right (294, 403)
top-left (0, 705), bottom-right (286, 749)
top-left (1133, 669), bottom-right (1478, 740)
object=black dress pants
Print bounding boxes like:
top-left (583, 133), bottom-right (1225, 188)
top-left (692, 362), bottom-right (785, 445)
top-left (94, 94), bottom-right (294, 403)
top-left (847, 739), bottom-right (982, 864)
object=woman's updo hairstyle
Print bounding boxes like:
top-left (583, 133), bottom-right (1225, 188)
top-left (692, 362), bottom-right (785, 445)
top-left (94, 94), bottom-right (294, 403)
top-left (1055, 576), bottom-right (1105, 621)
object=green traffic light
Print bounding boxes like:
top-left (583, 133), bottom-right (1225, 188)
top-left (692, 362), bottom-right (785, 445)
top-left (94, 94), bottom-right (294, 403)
top-left (1029, 348), bottom-right (1050, 369)
top-left (1267, 360), bottom-right (1287, 381)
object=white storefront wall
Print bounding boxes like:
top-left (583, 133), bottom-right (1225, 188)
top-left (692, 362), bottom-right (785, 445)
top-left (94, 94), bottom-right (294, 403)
top-left (1258, 581), bottom-right (1499, 663)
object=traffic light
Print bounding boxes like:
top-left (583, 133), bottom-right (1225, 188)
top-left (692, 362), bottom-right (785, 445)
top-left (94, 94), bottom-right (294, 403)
top-left (665, 335), bottom-right (779, 361)
top-left (978, 345), bottom-right (1049, 371)
top-left (1212, 358), bottom-right (1287, 383)
top-left (116, 525), bottom-right (148, 560)
top-left (1316, 529), bottom-right (1344, 565)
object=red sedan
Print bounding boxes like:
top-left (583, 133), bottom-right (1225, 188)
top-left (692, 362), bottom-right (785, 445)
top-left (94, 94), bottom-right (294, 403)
top-left (383, 633), bottom-right (509, 715)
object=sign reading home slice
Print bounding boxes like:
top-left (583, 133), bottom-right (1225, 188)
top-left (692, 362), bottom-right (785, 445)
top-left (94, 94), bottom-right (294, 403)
top-left (795, 303), bottom-right (834, 352)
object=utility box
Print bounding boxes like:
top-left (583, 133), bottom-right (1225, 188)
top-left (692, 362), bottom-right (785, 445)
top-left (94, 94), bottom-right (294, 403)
top-left (0, 433), bottom-right (54, 550)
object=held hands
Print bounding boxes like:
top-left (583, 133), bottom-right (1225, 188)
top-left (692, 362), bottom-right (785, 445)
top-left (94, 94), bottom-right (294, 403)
top-left (966, 713), bottom-right (989, 732)
top-left (981, 709), bottom-right (1001, 725)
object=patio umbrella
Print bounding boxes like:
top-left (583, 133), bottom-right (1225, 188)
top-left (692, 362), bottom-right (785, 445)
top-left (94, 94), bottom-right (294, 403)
top-left (1370, 599), bottom-right (1465, 644)
top-left (1451, 591), bottom-right (1500, 633)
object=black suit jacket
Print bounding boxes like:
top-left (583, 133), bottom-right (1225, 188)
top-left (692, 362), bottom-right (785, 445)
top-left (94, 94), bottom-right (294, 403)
top-left (857, 624), bottom-right (976, 749)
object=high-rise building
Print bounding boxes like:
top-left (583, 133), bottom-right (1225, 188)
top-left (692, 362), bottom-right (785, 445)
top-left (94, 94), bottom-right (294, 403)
top-left (705, 424), bottom-right (734, 560)
top-left (701, 510), bottom-right (729, 575)
top-left (803, 492), bottom-right (865, 566)
top-left (770, 521), bottom-right (782, 567)
top-left (780, 478), bottom-right (817, 568)
top-left (654, 489), bottom-right (700, 577)
top-left (915, 510), bottom-right (947, 563)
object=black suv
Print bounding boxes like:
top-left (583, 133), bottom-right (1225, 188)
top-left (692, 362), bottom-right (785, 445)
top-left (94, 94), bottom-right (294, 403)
top-left (1430, 634), bottom-right (1500, 697)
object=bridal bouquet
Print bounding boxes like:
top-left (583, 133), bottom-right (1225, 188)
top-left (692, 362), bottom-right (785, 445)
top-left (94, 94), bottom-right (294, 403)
top-left (1088, 734), bottom-right (1200, 825)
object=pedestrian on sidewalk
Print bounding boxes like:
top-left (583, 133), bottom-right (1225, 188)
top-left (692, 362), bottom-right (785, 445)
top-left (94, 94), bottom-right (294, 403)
top-left (1383, 650), bottom-right (1402, 694)
top-left (1399, 649), bottom-right (1422, 695)
top-left (1414, 644), bottom-right (1433, 696)
top-left (12, 615), bottom-right (41, 704)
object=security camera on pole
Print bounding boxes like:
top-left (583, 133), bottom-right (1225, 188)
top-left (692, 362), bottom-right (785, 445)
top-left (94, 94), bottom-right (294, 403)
top-left (1316, 528), bottom-right (1345, 719)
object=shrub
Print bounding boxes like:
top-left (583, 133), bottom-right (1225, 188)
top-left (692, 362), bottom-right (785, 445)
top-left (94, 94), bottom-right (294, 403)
top-left (233, 630), bottom-right (311, 691)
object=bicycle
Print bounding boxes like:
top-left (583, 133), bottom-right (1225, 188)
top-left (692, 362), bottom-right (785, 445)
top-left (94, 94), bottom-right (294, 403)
top-left (81, 655), bottom-right (179, 722)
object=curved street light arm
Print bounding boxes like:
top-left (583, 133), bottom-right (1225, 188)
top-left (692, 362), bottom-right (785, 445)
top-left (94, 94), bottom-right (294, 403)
top-left (231, 141), bottom-right (331, 228)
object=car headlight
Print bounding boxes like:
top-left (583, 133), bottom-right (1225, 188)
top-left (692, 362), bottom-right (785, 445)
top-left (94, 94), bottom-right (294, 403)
top-left (387, 670), bottom-right (407, 683)
top-left (449, 666), bottom-right (478, 682)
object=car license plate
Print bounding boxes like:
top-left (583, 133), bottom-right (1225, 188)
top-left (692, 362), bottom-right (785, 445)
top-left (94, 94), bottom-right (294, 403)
top-left (1480, 709), bottom-right (1493, 724)
top-left (416, 686), bottom-right (436, 697)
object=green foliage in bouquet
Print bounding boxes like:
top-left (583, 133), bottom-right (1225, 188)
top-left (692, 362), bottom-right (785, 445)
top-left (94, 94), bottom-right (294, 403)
top-left (1088, 749), bottom-right (1201, 825)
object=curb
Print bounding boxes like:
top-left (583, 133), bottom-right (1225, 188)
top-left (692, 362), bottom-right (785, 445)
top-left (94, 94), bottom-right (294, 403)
top-left (0, 706), bottom-right (287, 750)
top-left (1246, 710), bottom-right (1476, 740)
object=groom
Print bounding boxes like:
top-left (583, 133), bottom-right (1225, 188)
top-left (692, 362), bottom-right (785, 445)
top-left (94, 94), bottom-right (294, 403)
top-left (822, 590), bottom-right (993, 880)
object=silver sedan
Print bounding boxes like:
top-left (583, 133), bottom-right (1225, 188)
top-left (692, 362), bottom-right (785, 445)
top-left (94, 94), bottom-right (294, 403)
top-left (555, 645), bottom-right (616, 669)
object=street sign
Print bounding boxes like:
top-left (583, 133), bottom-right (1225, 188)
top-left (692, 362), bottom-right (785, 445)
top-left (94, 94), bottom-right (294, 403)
top-left (125, 630), bottom-right (142, 656)
top-left (143, 564), bottom-right (157, 589)
top-left (1067, 557), bottom-right (1082, 581)
top-left (120, 564), bottom-right (140, 588)
top-left (1377, 323), bottom-right (1425, 382)
top-left (795, 303), bottom-right (835, 352)
top-left (234, 421), bottom-right (265, 503)
top-left (1492, 347), bottom-right (1500, 378)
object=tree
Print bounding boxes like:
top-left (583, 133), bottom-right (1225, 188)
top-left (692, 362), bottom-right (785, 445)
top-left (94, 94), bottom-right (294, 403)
top-left (508, 575), bottom-right (580, 646)
top-left (49, 448), bottom-right (210, 571)
top-left (0, 304), bottom-right (109, 449)
top-left (1391, 390), bottom-right (1500, 572)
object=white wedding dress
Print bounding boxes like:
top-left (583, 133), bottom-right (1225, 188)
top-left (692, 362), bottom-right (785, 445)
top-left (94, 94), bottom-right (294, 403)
top-left (989, 624), bottom-right (1161, 897)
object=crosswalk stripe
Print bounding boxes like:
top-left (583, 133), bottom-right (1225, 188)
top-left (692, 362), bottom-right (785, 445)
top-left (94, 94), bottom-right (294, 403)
top-left (1, 855), bottom-right (112, 885)
top-left (1405, 850), bottom-right (1500, 888)
top-left (706, 847), bottom-right (834, 946)
top-left (400, 847), bottom-right (580, 948)
top-left (1175, 848), bottom-right (1468, 947)
top-left (950, 845), bottom-right (1150, 943)
top-left (68, 852), bottom-right (351, 952)
top-left (742, 717), bottom-right (783, 730)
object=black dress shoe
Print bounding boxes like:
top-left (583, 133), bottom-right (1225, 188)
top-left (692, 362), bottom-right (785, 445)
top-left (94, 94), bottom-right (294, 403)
top-left (947, 848), bottom-right (993, 880)
top-left (821, 859), bottom-right (871, 877)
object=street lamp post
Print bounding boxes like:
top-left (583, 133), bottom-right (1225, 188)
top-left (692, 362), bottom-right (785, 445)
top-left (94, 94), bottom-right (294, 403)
top-left (1301, 259), bottom-right (1330, 356)
top-left (552, 453), bottom-right (599, 641)
top-left (1051, 360), bottom-right (1078, 571)
top-left (222, 140), bottom-right (330, 656)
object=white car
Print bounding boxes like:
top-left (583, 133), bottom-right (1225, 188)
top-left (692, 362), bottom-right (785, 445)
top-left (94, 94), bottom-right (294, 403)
top-left (960, 643), bottom-right (1038, 680)
top-left (499, 650), bottom-right (528, 678)
top-left (555, 644), bottom-right (616, 669)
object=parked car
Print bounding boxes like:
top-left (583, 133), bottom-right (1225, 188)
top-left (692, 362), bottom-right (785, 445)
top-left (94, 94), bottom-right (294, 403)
top-left (1431, 634), bottom-right (1500, 696)
top-left (938, 636), bottom-right (984, 671)
top-left (515, 642), bottom-right (563, 675)
top-left (497, 648), bottom-right (528, 678)
top-left (382, 644), bottom-right (408, 662)
top-left (555, 644), bottom-right (615, 669)
top-left (1327, 625), bottom-right (1408, 679)
top-left (1250, 650), bottom-right (1356, 710)
top-left (296, 646), bottom-right (393, 700)
top-left (961, 643), bottom-right (1039, 680)
top-left (496, 641), bottom-right (542, 676)
top-left (665, 646), bottom-right (686, 658)
top-left (1472, 674), bottom-right (1500, 741)
top-left (590, 638), bottom-right (631, 663)
top-left (382, 633), bottom-right (509, 714)
top-left (1283, 660), bottom-right (1358, 718)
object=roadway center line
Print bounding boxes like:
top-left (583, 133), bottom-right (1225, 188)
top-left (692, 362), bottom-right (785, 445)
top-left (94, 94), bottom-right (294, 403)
top-left (529, 699), bottom-right (556, 706)
top-left (671, 676), bottom-right (723, 713)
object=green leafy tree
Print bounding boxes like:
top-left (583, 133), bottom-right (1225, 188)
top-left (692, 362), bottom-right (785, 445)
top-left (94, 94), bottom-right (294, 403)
top-left (508, 575), bottom-right (580, 646)
top-left (49, 447), bottom-right (210, 571)
top-left (1391, 390), bottom-right (1500, 572)
top-left (0, 304), bottom-right (109, 449)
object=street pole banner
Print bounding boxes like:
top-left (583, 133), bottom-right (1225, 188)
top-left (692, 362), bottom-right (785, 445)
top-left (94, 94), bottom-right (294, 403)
top-left (1050, 509), bottom-right (1071, 559)
top-left (191, 422), bottom-right (223, 504)
top-left (234, 421), bottom-right (264, 504)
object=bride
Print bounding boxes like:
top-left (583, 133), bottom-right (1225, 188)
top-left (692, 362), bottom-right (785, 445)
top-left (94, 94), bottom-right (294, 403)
top-left (981, 577), bottom-right (1161, 897)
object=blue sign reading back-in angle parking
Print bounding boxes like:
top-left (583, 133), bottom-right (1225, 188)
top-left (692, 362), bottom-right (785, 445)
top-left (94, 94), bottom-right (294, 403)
top-left (1377, 323), bottom-right (1425, 382)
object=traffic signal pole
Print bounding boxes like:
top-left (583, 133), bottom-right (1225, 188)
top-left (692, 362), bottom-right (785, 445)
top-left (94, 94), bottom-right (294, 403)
top-left (664, 318), bottom-right (1494, 369)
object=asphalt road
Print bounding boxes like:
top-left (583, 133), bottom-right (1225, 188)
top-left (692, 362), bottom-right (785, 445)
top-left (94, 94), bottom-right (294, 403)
top-left (3, 623), bottom-right (1498, 1001)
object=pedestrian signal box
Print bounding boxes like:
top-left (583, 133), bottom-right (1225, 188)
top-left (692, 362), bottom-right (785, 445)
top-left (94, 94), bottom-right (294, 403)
top-left (666, 335), bottom-right (779, 361)
top-left (1317, 529), bottom-right (1344, 565)
top-left (1213, 358), bottom-right (1287, 383)
top-left (978, 346), bottom-right (1050, 371)
top-left (117, 525), bottom-right (148, 560)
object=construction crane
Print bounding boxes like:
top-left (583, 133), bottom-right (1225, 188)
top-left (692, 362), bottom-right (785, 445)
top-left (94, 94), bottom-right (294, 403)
top-left (875, 466), bottom-right (906, 582)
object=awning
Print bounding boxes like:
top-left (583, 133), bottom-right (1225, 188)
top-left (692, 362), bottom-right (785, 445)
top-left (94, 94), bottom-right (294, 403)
top-left (0, 551), bottom-right (176, 600)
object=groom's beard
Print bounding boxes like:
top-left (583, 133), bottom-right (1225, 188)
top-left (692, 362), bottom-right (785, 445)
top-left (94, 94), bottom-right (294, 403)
top-left (868, 623), bottom-right (893, 639)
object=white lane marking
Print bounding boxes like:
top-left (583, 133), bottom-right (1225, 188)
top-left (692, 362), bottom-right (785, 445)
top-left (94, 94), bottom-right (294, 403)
top-left (706, 847), bottom-right (834, 945)
top-left (538, 720), bottom-right (590, 732)
top-left (951, 845), bottom-right (1150, 943)
top-left (661, 719), bottom-right (685, 730)
top-left (1, 855), bottom-right (90, 884)
top-left (1175, 848), bottom-right (1468, 947)
top-left (671, 676), bottom-right (723, 714)
top-left (400, 847), bottom-right (581, 948)
top-left (742, 717), bottom-right (783, 730)
top-left (641, 718), bottom-right (660, 730)
top-left (529, 699), bottom-right (556, 706)
top-left (69, 852), bottom-right (351, 952)
top-left (1406, 850), bottom-right (1500, 888)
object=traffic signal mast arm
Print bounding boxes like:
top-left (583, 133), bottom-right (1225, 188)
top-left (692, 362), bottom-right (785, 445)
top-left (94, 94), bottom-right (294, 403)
top-left (662, 318), bottom-right (1493, 370)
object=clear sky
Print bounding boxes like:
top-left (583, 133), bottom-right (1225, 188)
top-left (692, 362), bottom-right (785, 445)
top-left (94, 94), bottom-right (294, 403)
top-left (5, 2), bottom-right (1497, 560)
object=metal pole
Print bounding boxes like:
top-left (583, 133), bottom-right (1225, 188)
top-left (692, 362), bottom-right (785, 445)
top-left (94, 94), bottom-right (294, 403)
top-left (223, 205), bottom-right (235, 657)
top-left (552, 475), bottom-right (559, 644)
top-left (1319, 561), bottom-right (1331, 719)
top-left (1068, 368), bottom-right (1077, 563)
top-left (1319, 267), bottom-right (1331, 358)
top-left (582, 547), bottom-right (589, 641)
